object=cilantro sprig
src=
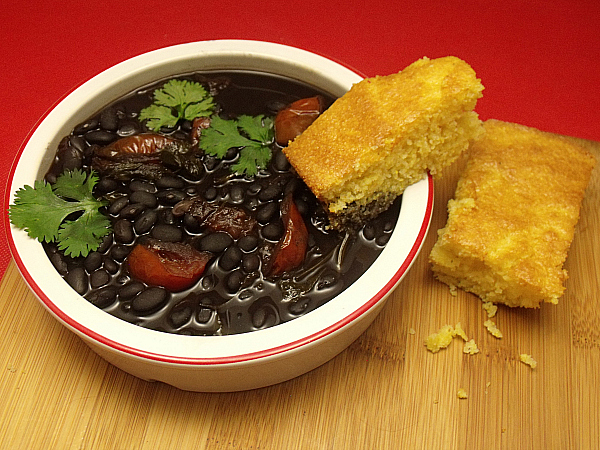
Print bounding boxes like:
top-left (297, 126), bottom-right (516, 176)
top-left (9, 170), bottom-right (111, 257)
top-left (139, 79), bottom-right (215, 132)
top-left (200, 115), bottom-right (274, 176)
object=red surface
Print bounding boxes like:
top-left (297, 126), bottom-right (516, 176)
top-left (2, 0), bottom-right (599, 277)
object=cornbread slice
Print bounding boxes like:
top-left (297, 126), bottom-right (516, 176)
top-left (283, 56), bottom-right (484, 229)
top-left (430, 119), bottom-right (597, 308)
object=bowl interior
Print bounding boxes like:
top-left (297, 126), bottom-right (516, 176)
top-left (7, 40), bottom-right (432, 364)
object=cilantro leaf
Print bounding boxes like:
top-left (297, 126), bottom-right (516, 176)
top-left (58, 211), bottom-right (111, 257)
top-left (139, 105), bottom-right (178, 131)
top-left (199, 114), bottom-right (275, 176)
top-left (233, 145), bottom-right (272, 177)
top-left (9, 170), bottom-right (111, 257)
top-left (238, 115), bottom-right (274, 143)
top-left (139, 79), bottom-right (215, 132)
top-left (200, 116), bottom-right (256, 158)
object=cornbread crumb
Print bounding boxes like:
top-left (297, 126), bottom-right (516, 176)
top-left (457, 388), bottom-right (468, 399)
top-left (429, 120), bottom-right (597, 307)
top-left (408, 328), bottom-right (416, 335)
top-left (519, 354), bottom-right (538, 369)
top-left (484, 319), bottom-right (503, 338)
top-left (482, 301), bottom-right (498, 318)
top-left (463, 339), bottom-right (480, 355)
top-left (425, 325), bottom-right (454, 353)
top-left (452, 322), bottom-right (468, 341)
top-left (425, 323), bottom-right (473, 352)
top-left (284, 56), bottom-right (484, 230)
top-left (448, 284), bottom-right (458, 297)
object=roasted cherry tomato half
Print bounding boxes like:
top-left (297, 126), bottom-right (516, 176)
top-left (127, 238), bottom-right (212, 292)
top-left (266, 193), bottom-right (308, 277)
top-left (274, 96), bottom-right (324, 145)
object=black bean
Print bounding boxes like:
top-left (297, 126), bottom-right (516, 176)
top-left (219, 246), bottom-right (242, 271)
top-left (129, 180), bottom-right (156, 193)
top-left (159, 208), bottom-right (176, 225)
top-left (85, 130), bottom-right (117, 145)
top-left (86, 286), bottom-right (117, 308)
top-left (65, 267), bottom-right (88, 295)
top-left (118, 281), bottom-right (145, 300)
top-left (49, 252), bottom-right (68, 275)
top-left (118, 122), bottom-right (140, 137)
top-left (130, 190), bottom-right (157, 208)
top-left (134, 210), bottom-right (158, 234)
top-left (226, 270), bottom-right (245, 293)
top-left (199, 232), bottom-right (232, 253)
top-left (273, 151), bottom-right (290, 171)
top-left (110, 245), bottom-right (130, 262)
top-left (73, 119), bottom-right (98, 135)
top-left (108, 196), bottom-right (129, 215)
top-left (363, 224), bottom-right (376, 240)
top-left (156, 176), bottom-right (185, 189)
top-left (103, 257), bottom-right (119, 274)
top-left (90, 269), bottom-right (110, 288)
top-left (132, 287), bottom-right (168, 314)
top-left (242, 254), bottom-right (260, 273)
top-left (119, 203), bottom-right (146, 219)
top-left (151, 224), bottom-right (183, 242)
top-left (224, 148), bottom-right (237, 160)
top-left (383, 221), bottom-right (394, 232)
top-left (157, 189), bottom-right (186, 206)
top-left (183, 213), bottom-right (202, 233)
top-left (256, 202), bottom-right (279, 224)
top-left (197, 307), bottom-right (213, 324)
top-left (247, 183), bottom-right (261, 195)
top-left (204, 187), bottom-right (218, 201)
top-left (69, 135), bottom-right (88, 153)
top-left (262, 222), bottom-right (284, 241)
top-left (288, 297), bottom-right (311, 315)
top-left (229, 185), bottom-right (245, 204)
top-left (204, 156), bottom-right (219, 171)
top-left (100, 107), bottom-right (119, 132)
top-left (376, 234), bottom-right (390, 246)
top-left (238, 235), bottom-right (258, 252)
top-left (59, 146), bottom-right (83, 172)
top-left (114, 219), bottom-right (134, 244)
top-left (180, 120), bottom-right (193, 132)
top-left (201, 275), bottom-right (216, 290)
top-left (170, 305), bottom-right (192, 328)
top-left (97, 234), bottom-right (113, 253)
top-left (258, 184), bottom-right (282, 202)
top-left (95, 177), bottom-right (119, 194)
top-left (284, 178), bottom-right (301, 196)
top-left (83, 252), bottom-right (103, 272)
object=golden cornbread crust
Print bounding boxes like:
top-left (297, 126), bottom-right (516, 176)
top-left (283, 56), bottom-right (484, 230)
top-left (430, 119), bottom-right (597, 308)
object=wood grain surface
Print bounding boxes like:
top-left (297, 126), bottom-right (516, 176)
top-left (1, 143), bottom-right (598, 449)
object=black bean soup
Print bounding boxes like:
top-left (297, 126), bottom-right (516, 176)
top-left (43, 71), bottom-right (401, 336)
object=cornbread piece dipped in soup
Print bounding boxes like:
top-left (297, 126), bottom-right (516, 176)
top-left (430, 119), bottom-right (597, 308)
top-left (283, 56), bottom-right (484, 230)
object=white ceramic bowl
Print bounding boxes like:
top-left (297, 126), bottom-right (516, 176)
top-left (7, 40), bottom-right (433, 392)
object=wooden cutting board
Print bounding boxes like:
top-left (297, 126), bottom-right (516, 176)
top-left (1, 141), bottom-right (598, 449)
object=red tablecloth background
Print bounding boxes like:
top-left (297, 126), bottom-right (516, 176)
top-left (3, 0), bottom-right (599, 277)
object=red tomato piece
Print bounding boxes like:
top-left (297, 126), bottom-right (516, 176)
top-left (274, 96), bottom-right (324, 145)
top-left (266, 194), bottom-right (309, 277)
top-left (127, 238), bottom-right (212, 292)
